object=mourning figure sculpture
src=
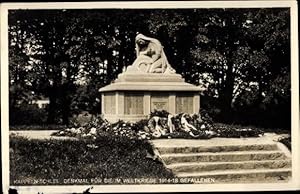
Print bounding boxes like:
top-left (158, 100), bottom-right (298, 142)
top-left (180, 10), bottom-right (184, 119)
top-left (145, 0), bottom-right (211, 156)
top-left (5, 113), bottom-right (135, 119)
top-left (128, 34), bottom-right (176, 74)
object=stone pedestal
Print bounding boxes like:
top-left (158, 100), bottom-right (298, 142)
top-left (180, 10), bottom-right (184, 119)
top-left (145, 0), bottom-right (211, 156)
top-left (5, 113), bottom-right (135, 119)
top-left (99, 71), bottom-right (203, 122)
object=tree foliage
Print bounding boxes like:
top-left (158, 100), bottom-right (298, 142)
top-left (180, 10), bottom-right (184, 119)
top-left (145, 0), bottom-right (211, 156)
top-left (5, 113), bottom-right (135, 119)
top-left (8, 8), bottom-right (290, 128)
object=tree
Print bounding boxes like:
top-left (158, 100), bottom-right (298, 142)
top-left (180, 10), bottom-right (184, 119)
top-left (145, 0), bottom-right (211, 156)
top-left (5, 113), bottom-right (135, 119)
top-left (9, 10), bottom-right (86, 124)
top-left (8, 8), bottom-right (290, 128)
top-left (8, 14), bottom-right (34, 109)
top-left (189, 8), bottom-right (290, 125)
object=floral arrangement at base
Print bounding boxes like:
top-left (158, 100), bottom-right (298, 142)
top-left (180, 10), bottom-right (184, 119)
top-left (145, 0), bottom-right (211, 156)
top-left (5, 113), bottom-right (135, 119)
top-left (52, 110), bottom-right (264, 140)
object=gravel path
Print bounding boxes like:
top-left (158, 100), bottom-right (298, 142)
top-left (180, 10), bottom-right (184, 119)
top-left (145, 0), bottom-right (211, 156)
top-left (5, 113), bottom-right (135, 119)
top-left (151, 133), bottom-right (288, 147)
top-left (9, 130), bottom-right (77, 140)
top-left (10, 130), bottom-right (288, 144)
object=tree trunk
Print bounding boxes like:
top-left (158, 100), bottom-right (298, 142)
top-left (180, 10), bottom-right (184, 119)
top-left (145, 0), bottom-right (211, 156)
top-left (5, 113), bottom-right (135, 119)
top-left (47, 87), bottom-right (57, 124)
top-left (219, 59), bottom-right (235, 122)
top-left (117, 35), bottom-right (126, 75)
top-left (61, 90), bottom-right (71, 126)
top-left (106, 48), bottom-right (114, 83)
top-left (61, 57), bottom-right (73, 126)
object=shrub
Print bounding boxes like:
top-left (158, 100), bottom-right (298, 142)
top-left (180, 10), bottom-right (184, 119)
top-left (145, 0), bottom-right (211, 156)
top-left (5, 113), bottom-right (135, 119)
top-left (69, 111), bottom-right (93, 127)
top-left (9, 105), bottom-right (48, 125)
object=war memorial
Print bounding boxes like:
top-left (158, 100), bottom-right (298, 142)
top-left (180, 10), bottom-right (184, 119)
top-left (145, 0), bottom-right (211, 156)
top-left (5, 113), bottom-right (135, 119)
top-left (100, 34), bottom-right (202, 122)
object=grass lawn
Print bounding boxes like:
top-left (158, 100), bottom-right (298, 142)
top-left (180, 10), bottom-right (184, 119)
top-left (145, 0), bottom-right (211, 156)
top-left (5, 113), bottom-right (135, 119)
top-left (10, 136), bottom-right (174, 185)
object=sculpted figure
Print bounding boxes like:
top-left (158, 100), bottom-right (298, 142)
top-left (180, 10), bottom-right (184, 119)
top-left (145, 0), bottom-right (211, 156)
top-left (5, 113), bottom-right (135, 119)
top-left (130, 34), bottom-right (176, 74)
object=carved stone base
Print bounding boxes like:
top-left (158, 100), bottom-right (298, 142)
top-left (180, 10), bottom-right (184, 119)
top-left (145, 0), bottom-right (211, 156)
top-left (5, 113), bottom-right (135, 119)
top-left (100, 72), bottom-right (202, 92)
top-left (99, 71), bottom-right (203, 122)
top-left (116, 71), bottom-right (184, 82)
top-left (101, 91), bottom-right (200, 123)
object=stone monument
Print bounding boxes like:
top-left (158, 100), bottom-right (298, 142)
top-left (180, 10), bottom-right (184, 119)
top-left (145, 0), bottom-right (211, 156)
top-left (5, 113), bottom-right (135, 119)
top-left (99, 34), bottom-right (203, 122)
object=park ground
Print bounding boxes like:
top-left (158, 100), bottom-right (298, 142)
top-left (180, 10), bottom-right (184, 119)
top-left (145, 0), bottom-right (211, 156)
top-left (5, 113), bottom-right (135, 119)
top-left (9, 123), bottom-right (291, 185)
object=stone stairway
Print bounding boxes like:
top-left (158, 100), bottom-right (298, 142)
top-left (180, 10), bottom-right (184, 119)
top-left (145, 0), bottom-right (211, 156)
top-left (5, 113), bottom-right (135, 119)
top-left (151, 136), bottom-right (292, 183)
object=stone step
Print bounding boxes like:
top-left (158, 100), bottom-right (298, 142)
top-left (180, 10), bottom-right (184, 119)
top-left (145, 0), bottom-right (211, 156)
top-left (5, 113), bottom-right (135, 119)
top-left (161, 150), bottom-right (287, 164)
top-left (176, 168), bottom-right (292, 183)
top-left (167, 159), bottom-right (291, 173)
top-left (156, 144), bottom-right (279, 154)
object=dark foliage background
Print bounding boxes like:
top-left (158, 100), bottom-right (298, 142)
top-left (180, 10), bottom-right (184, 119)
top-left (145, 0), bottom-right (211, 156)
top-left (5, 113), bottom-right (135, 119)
top-left (8, 8), bottom-right (290, 129)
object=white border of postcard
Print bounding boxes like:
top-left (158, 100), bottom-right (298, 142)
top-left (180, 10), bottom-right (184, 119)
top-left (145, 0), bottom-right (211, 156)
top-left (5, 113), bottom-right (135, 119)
top-left (1, 1), bottom-right (299, 193)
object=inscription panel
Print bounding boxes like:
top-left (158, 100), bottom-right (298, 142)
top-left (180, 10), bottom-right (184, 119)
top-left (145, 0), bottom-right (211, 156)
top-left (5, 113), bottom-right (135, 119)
top-left (176, 94), bottom-right (194, 114)
top-left (124, 93), bottom-right (144, 115)
top-left (151, 94), bottom-right (169, 112)
top-left (104, 92), bottom-right (116, 114)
